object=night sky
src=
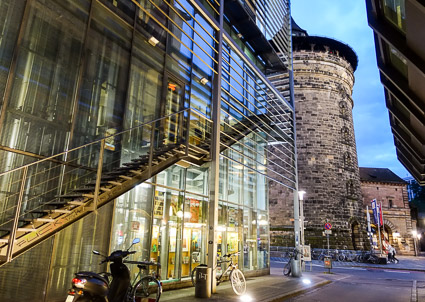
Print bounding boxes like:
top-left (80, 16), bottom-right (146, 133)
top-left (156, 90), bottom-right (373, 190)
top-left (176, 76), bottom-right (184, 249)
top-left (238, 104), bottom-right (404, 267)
top-left (291, 0), bottom-right (410, 178)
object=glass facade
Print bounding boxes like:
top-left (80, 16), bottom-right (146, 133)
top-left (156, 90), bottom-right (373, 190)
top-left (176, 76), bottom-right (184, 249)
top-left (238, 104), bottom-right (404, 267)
top-left (0, 0), bottom-right (296, 300)
top-left (381, 0), bottom-right (406, 33)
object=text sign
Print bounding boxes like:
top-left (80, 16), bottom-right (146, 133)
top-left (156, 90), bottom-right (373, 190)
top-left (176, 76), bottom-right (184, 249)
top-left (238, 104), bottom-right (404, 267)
top-left (324, 258), bottom-right (332, 269)
top-left (324, 223), bottom-right (332, 230)
top-left (324, 229), bottom-right (332, 235)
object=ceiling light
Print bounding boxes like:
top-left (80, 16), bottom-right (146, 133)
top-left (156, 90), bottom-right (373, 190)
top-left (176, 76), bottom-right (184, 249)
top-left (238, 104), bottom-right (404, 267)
top-left (200, 77), bottom-right (208, 85)
top-left (148, 36), bottom-right (159, 46)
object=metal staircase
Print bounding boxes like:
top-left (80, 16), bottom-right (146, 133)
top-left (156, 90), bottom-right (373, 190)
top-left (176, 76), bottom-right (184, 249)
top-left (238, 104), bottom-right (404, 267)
top-left (0, 109), bottom-right (211, 266)
top-left (0, 108), bottom-right (275, 266)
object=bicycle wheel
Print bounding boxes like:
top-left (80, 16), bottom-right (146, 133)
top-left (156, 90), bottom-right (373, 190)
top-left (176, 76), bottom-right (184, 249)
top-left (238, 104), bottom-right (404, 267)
top-left (191, 264), bottom-right (207, 286)
top-left (229, 268), bottom-right (246, 296)
top-left (132, 276), bottom-right (162, 302)
top-left (283, 261), bottom-right (291, 276)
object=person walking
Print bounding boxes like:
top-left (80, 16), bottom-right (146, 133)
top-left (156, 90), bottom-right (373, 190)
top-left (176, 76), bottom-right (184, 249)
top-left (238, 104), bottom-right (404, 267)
top-left (389, 245), bottom-right (399, 264)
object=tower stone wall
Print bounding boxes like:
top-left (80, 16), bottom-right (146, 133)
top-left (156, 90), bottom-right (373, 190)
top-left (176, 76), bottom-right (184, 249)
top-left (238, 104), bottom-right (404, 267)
top-left (269, 35), bottom-right (368, 250)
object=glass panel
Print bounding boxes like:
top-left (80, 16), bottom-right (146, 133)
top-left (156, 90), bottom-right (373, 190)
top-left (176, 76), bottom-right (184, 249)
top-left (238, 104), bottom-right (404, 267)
top-left (186, 166), bottom-right (208, 195)
top-left (381, 0), bottom-right (406, 33)
top-left (0, 0), bottom-right (26, 107)
top-left (72, 2), bottom-right (131, 148)
top-left (151, 186), bottom-right (184, 280)
top-left (257, 211), bottom-right (269, 269)
top-left (110, 183), bottom-right (155, 277)
top-left (244, 208), bottom-right (257, 270)
top-left (1, 0), bottom-right (88, 158)
top-left (163, 78), bottom-right (183, 144)
top-left (387, 43), bottom-right (408, 78)
top-left (182, 195), bottom-right (207, 277)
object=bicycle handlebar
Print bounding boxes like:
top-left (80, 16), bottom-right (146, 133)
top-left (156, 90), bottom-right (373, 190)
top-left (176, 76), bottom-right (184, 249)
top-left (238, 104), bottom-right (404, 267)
top-left (124, 260), bottom-right (161, 267)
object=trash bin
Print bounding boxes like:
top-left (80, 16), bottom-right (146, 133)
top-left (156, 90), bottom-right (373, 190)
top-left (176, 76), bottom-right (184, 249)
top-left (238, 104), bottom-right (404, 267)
top-left (195, 266), bottom-right (211, 298)
top-left (291, 259), bottom-right (301, 277)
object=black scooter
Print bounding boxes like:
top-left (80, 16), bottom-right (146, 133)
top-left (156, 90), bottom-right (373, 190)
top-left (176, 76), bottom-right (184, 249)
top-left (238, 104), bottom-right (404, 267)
top-left (66, 238), bottom-right (140, 302)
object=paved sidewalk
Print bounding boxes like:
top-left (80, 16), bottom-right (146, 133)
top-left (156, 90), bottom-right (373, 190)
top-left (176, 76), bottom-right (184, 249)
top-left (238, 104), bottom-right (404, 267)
top-left (160, 268), bottom-right (330, 302)
top-left (160, 256), bottom-right (425, 301)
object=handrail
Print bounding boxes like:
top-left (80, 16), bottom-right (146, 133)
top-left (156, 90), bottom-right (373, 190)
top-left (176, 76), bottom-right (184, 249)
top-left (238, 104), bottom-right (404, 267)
top-left (0, 108), bottom-right (191, 177)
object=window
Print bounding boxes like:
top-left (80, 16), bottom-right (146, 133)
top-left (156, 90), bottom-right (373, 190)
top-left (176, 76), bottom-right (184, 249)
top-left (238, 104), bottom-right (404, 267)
top-left (381, 0), bottom-right (406, 33)
top-left (343, 151), bottom-right (353, 169)
top-left (339, 101), bottom-right (348, 119)
top-left (346, 180), bottom-right (355, 197)
top-left (386, 43), bottom-right (408, 78)
top-left (389, 199), bottom-right (393, 208)
top-left (341, 127), bottom-right (351, 144)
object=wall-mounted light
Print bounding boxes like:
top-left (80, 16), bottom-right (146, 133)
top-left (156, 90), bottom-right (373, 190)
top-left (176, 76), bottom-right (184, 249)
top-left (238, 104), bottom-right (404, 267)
top-left (200, 77), bottom-right (208, 85)
top-left (148, 36), bottom-right (159, 46)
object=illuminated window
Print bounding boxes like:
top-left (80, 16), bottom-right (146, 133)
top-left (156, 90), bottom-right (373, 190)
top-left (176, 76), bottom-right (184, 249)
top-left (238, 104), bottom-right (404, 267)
top-left (381, 0), bottom-right (406, 33)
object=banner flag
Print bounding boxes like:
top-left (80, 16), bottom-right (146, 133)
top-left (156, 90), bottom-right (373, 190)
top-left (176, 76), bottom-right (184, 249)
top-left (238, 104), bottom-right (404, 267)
top-left (371, 199), bottom-right (380, 225)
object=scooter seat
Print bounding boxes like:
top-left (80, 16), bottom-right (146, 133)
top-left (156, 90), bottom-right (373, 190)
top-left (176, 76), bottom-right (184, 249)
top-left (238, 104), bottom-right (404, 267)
top-left (76, 271), bottom-right (109, 284)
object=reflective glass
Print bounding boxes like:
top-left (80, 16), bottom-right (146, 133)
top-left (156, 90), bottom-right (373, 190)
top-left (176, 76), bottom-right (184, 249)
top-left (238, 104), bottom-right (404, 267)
top-left (73, 2), bottom-right (131, 148)
top-left (1, 0), bottom-right (88, 157)
top-left (0, 0), bottom-right (26, 108)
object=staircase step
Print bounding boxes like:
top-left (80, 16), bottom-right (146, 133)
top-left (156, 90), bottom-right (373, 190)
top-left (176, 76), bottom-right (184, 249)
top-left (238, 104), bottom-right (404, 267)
top-left (130, 170), bottom-right (142, 175)
top-left (119, 175), bottom-right (132, 180)
top-left (108, 181), bottom-right (122, 186)
top-left (68, 201), bottom-right (85, 206)
top-left (43, 209), bottom-right (71, 214)
top-left (17, 227), bottom-right (37, 232)
top-left (22, 218), bottom-right (55, 223)
top-left (0, 239), bottom-right (8, 243)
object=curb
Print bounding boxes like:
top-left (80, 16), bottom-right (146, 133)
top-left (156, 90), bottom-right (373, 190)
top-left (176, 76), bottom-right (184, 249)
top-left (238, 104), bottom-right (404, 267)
top-left (268, 280), bottom-right (332, 302)
top-left (353, 265), bottom-right (425, 273)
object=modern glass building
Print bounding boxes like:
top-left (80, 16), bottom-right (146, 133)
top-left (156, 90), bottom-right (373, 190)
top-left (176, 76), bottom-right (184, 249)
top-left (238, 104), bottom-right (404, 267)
top-left (0, 0), bottom-right (295, 300)
top-left (366, 0), bottom-right (425, 185)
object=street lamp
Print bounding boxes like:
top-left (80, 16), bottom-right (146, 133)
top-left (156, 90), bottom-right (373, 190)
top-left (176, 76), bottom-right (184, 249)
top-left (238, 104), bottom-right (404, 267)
top-left (298, 190), bottom-right (306, 271)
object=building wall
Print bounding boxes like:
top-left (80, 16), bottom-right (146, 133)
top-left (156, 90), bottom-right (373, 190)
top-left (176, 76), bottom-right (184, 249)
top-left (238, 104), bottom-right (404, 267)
top-left (361, 181), bottom-right (415, 255)
top-left (269, 46), bottom-right (367, 249)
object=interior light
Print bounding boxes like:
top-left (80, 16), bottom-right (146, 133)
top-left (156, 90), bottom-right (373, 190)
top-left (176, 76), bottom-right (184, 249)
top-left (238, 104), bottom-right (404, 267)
top-left (148, 36), bottom-right (159, 46)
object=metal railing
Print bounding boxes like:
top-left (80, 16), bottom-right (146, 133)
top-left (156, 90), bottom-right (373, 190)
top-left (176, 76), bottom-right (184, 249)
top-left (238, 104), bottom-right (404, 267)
top-left (0, 108), bottom-right (213, 263)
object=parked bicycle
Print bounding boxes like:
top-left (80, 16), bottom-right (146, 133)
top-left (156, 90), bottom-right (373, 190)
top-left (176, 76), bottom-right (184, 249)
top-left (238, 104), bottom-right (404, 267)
top-left (124, 260), bottom-right (162, 302)
top-left (283, 248), bottom-right (301, 276)
top-left (191, 253), bottom-right (246, 295)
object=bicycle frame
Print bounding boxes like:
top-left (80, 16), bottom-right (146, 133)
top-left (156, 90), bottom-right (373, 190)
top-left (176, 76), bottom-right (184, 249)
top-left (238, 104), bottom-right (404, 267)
top-left (216, 260), bottom-right (233, 283)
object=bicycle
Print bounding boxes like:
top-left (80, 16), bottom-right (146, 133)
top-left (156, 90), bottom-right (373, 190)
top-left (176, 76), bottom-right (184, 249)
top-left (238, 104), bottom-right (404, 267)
top-left (283, 248), bottom-right (301, 276)
top-left (191, 253), bottom-right (246, 295)
top-left (124, 260), bottom-right (162, 302)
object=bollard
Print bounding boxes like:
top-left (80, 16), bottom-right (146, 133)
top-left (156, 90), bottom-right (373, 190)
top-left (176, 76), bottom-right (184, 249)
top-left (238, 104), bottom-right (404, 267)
top-left (195, 266), bottom-right (211, 298)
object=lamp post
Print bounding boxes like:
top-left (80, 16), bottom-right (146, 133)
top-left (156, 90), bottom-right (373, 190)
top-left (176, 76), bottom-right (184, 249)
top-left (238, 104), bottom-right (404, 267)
top-left (298, 190), bottom-right (306, 271)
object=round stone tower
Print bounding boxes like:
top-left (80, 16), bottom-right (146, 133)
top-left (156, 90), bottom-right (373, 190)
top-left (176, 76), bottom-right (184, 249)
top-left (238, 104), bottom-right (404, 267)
top-left (292, 33), bottom-right (367, 250)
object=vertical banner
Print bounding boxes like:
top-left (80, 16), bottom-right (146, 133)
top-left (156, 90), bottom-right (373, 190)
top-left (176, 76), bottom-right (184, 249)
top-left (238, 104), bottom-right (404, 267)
top-left (379, 202), bottom-right (384, 226)
top-left (366, 205), bottom-right (371, 233)
top-left (371, 199), bottom-right (379, 225)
